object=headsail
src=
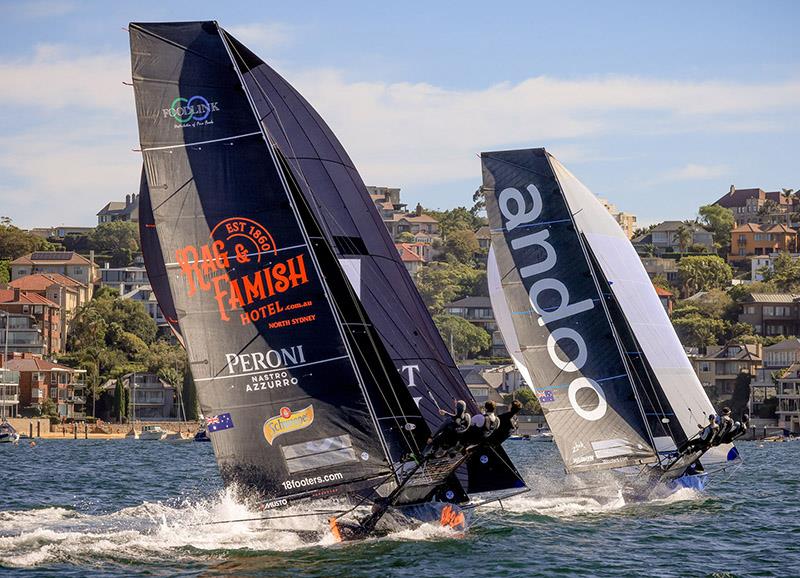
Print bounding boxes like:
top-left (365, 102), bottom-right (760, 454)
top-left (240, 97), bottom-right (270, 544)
top-left (483, 148), bottom-right (657, 472)
top-left (217, 35), bottom-right (523, 494)
top-left (130, 21), bottom-right (405, 498)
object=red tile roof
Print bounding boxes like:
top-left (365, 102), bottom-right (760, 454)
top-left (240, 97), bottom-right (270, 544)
top-left (0, 289), bottom-right (59, 307)
top-left (4, 355), bottom-right (76, 373)
top-left (654, 286), bottom-right (674, 297)
top-left (8, 273), bottom-right (85, 291)
top-left (395, 243), bottom-right (425, 262)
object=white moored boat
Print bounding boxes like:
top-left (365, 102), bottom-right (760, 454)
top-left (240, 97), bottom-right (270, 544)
top-left (0, 420), bottom-right (19, 443)
top-left (138, 425), bottom-right (167, 440)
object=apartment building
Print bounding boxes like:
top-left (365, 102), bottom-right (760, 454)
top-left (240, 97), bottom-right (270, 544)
top-left (3, 352), bottom-right (86, 419)
top-left (692, 343), bottom-right (762, 401)
top-left (729, 223), bottom-right (797, 265)
top-left (739, 293), bottom-right (800, 337)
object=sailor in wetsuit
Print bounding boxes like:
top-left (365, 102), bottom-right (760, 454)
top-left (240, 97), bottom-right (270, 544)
top-left (424, 400), bottom-right (471, 457)
top-left (718, 412), bottom-right (750, 444)
top-left (714, 407), bottom-right (734, 446)
top-left (684, 414), bottom-right (719, 453)
top-left (464, 401), bottom-right (500, 445)
top-left (488, 400), bottom-right (523, 445)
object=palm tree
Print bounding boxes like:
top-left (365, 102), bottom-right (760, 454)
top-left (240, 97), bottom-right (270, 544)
top-left (674, 223), bottom-right (693, 255)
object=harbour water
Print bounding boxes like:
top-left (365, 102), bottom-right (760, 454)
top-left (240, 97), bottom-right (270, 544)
top-left (1, 439), bottom-right (797, 577)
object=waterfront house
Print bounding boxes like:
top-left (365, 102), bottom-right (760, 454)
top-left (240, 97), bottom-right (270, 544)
top-left (2, 352), bottom-right (86, 419)
top-left (692, 342), bottom-right (762, 402)
top-left (0, 367), bottom-right (20, 418)
top-left (102, 372), bottom-right (178, 420)
top-left (0, 312), bottom-right (46, 356)
top-left (738, 293), bottom-right (800, 337)
top-left (458, 365), bottom-right (506, 408)
top-left (97, 193), bottom-right (139, 224)
top-left (0, 288), bottom-right (62, 355)
top-left (751, 339), bottom-right (800, 417)
top-left (395, 243), bottom-right (426, 278)
top-left (713, 186), bottom-right (798, 226)
top-left (728, 224), bottom-right (797, 266)
top-left (639, 256), bottom-right (680, 285)
top-left (647, 221), bottom-right (714, 254)
top-left (444, 296), bottom-right (497, 334)
top-left (655, 286), bottom-right (675, 316)
top-left (10, 251), bottom-right (98, 298)
top-left (8, 273), bottom-right (88, 345)
top-left (776, 363), bottom-right (800, 434)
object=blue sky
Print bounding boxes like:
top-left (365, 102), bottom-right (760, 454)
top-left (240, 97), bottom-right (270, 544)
top-left (1, 0), bottom-right (798, 228)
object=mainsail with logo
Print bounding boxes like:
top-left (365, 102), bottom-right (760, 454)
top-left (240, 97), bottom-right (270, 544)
top-left (130, 21), bottom-right (522, 504)
top-left (484, 148), bottom-right (731, 475)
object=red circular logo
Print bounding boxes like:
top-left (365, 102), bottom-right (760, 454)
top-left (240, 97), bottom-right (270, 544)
top-left (280, 407), bottom-right (292, 419)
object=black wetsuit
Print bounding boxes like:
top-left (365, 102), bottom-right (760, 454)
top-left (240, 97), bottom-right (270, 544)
top-left (488, 410), bottom-right (519, 445)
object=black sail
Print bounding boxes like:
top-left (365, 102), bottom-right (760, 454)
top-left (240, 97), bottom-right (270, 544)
top-left (138, 168), bottom-right (183, 342)
top-left (219, 37), bottom-right (522, 493)
top-left (483, 149), bottom-right (656, 472)
top-left (130, 21), bottom-right (400, 498)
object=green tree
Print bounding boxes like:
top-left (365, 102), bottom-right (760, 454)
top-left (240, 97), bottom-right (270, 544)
top-left (678, 255), bottom-right (733, 296)
top-left (423, 207), bottom-right (483, 239)
top-left (507, 387), bottom-right (541, 415)
top-left (89, 221), bottom-right (140, 267)
top-left (113, 377), bottom-right (126, 423)
top-left (443, 229), bottom-right (479, 264)
top-left (0, 260), bottom-right (9, 284)
top-left (0, 218), bottom-right (55, 260)
top-left (432, 314), bottom-right (491, 360)
top-left (671, 315), bottom-right (726, 347)
top-left (698, 204), bottom-right (735, 251)
top-left (396, 231), bottom-right (416, 243)
top-left (415, 261), bottom-right (485, 313)
top-left (674, 223), bottom-right (693, 254)
top-left (762, 252), bottom-right (800, 292)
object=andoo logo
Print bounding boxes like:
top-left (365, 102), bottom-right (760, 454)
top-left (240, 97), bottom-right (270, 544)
top-left (263, 405), bottom-right (314, 445)
top-left (163, 95), bottom-right (219, 126)
top-left (499, 184), bottom-right (608, 423)
top-left (175, 217), bottom-right (312, 325)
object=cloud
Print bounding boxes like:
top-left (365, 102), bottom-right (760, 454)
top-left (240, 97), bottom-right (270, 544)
top-left (225, 23), bottom-right (293, 53)
top-left (288, 70), bottom-right (800, 186)
top-left (659, 163), bottom-right (731, 182)
top-left (1, 41), bottom-right (798, 228)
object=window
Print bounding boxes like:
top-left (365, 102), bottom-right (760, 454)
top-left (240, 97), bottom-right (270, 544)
top-left (700, 362), bottom-right (711, 372)
top-left (764, 306), bottom-right (775, 316)
top-left (49, 387), bottom-right (57, 399)
top-left (776, 306), bottom-right (791, 316)
top-left (73, 267), bottom-right (83, 275)
top-left (745, 306), bottom-right (755, 315)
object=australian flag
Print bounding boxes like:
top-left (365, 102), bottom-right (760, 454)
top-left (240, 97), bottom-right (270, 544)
top-left (538, 390), bottom-right (555, 404)
top-left (206, 412), bottom-right (234, 433)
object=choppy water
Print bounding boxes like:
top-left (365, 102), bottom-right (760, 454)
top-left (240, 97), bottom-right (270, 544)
top-left (0, 438), bottom-right (797, 577)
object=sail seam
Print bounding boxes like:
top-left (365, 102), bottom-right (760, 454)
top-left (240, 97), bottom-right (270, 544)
top-left (142, 131), bottom-right (262, 151)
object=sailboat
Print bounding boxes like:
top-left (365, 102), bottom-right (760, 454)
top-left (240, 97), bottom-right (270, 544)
top-left (129, 21), bottom-right (525, 541)
top-left (483, 148), bottom-right (741, 497)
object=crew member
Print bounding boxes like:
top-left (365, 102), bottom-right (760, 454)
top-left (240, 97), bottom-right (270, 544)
top-left (714, 407), bottom-right (734, 446)
top-left (719, 413), bottom-right (750, 444)
top-left (683, 414), bottom-right (719, 453)
top-left (488, 400), bottom-right (523, 445)
top-left (424, 400), bottom-right (471, 457)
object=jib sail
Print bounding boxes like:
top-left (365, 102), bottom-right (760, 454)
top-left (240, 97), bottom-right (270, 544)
top-left (217, 34), bottom-right (523, 494)
top-left (483, 148), bottom-right (657, 472)
top-left (130, 21), bottom-right (405, 498)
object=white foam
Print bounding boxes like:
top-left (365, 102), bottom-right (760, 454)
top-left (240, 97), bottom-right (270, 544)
top-left (0, 487), bottom-right (336, 568)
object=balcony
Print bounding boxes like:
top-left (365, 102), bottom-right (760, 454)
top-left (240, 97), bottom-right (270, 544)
top-left (68, 396), bottom-right (86, 405)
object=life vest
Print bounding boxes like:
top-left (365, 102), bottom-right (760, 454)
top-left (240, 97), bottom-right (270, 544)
top-left (483, 412), bottom-right (499, 437)
top-left (454, 412), bottom-right (472, 434)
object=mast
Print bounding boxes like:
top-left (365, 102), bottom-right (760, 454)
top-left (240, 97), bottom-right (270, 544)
top-left (217, 25), bottom-right (395, 475)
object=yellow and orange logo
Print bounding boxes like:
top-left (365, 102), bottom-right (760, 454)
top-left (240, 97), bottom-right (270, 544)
top-left (263, 405), bottom-right (314, 445)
